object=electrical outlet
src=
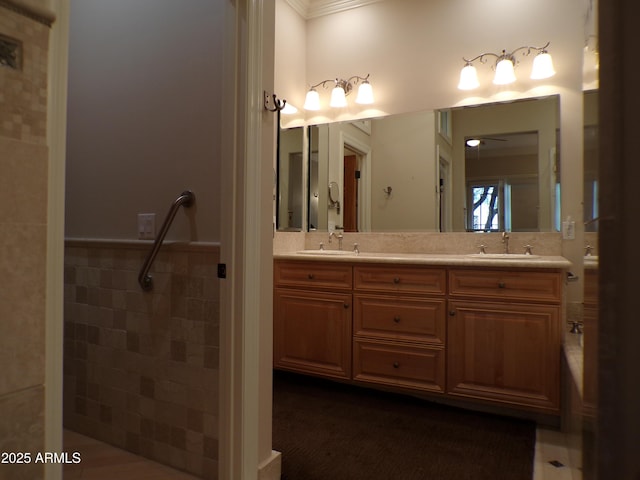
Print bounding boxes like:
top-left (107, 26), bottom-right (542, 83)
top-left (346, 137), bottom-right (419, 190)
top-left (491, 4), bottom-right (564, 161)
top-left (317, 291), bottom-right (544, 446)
top-left (138, 213), bottom-right (156, 240)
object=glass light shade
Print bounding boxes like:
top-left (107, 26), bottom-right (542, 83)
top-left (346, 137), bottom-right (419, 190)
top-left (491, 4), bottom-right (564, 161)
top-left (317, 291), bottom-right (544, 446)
top-left (530, 52), bottom-right (556, 79)
top-left (303, 89), bottom-right (320, 111)
top-left (329, 85), bottom-right (347, 108)
top-left (493, 58), bottom-right (517, 85)
top-left (355, 81), bottom-right (374, 104)
top-left (458, 64), bottom-right (479, 90)
top-left (466, 139), bottom-right (481, 147)
top-left (281, 102), bottom-right (298, 114)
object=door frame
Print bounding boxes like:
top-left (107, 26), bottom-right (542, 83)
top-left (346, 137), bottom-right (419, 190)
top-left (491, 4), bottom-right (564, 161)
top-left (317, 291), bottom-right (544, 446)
top-left (46, 1), bottom-right (70, 478)
top-left (46, 1), bottom-right (276, 479)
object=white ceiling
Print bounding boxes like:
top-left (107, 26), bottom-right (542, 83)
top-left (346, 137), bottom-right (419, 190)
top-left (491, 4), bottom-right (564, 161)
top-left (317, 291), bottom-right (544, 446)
top-left (285, 0), bottom-right (385, 19)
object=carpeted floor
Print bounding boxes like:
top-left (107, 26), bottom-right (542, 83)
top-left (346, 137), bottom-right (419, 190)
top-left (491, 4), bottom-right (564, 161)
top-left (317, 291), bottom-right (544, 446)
top-left (273, 371), bottom-right (535, 480)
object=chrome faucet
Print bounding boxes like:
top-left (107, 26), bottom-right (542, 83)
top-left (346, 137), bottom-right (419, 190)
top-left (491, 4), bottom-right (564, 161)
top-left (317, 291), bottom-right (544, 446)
top-left (329, 231), bottom-right (344, 250)
top-left (502, 231), bottom-right (510, 254)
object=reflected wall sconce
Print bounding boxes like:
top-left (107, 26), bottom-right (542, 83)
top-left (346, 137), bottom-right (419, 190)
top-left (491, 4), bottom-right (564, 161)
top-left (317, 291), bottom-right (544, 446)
top-left (458, 42), bottom-right (555, 90)
top-left (304, 74), bottom-right (374, 110)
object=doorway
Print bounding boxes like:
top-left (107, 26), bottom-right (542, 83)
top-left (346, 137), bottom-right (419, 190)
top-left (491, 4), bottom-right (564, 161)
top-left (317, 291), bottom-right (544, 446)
top-left (343, 152), bottom-right (359, 232)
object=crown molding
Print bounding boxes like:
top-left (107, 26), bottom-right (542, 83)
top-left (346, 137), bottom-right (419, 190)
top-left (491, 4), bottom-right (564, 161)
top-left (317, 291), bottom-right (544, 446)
top-left (285, 0), bottom-right (385, 19)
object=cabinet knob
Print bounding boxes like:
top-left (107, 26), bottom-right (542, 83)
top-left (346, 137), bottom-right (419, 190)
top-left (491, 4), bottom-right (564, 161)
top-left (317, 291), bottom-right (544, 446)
top-left (343, 303), bottom-right (349, 309)
top-left (308, 273), bottom-right (314, 280)
top-left (393, 277), bottom-right (401, 284)
top-left (449, 310), bottom-right (456, 316)
top-left (393, 362), bottom-right (400, 368)
top-left (393, 316), bottom-right (401, 323)
top-left (498, 282), bottom-right (506, 289)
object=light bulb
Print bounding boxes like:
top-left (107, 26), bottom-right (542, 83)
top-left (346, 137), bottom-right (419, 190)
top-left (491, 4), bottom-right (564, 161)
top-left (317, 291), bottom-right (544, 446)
top-left (355, 80), bottom-right (374, 104)
top-left (281, 102), bottom-right (298, 114)
top-left (530, 52), bottom-right (556, 79)
top-left (458, 64), bottom-right (479, 90)
top-left (303, 89), bottom-right (320, 111)
top-left (329, 85), bottom-right (347, 108)
top-left (493, 57), bottom-right (516, 85)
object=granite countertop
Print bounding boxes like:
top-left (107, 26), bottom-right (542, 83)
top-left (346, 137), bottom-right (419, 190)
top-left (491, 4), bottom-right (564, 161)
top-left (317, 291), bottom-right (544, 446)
top-left (274, 251), bottom-right (572, 269)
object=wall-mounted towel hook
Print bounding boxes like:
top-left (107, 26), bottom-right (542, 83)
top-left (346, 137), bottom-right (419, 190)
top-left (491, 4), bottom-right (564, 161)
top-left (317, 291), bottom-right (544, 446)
top-left (264, 91), bottom-right (287, 112)
top-left (383, 186), bottom-right (393, 197)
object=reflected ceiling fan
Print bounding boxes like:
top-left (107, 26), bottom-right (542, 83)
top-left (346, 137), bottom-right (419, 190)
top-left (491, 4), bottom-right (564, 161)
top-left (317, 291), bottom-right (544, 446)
top-left (465, 136), bottom-right (507, 148)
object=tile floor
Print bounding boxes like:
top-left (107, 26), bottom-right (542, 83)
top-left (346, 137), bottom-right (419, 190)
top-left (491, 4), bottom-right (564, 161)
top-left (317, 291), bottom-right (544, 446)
top-left (63, 430), bottom-right (199, 480)
top-left (64, 427), bottom-right (581, 479)
top-left (534, 427), bottom-right (583, 480)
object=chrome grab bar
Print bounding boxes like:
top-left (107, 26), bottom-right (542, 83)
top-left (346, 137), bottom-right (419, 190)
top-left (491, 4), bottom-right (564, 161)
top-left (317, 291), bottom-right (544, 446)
top-left (138, 190), bottom-right (195, 291)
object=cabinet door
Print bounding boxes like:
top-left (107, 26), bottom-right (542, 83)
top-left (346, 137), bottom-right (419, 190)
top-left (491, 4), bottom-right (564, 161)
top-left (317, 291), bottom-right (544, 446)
top-left (274, 288), bottom-right (352, 379)
top-left (447, 300), bottom-right (560, 413)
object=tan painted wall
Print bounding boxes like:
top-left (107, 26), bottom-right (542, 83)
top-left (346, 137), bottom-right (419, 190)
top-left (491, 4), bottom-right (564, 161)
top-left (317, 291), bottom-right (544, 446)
top-left (65, 1), bottom-right (225, 242)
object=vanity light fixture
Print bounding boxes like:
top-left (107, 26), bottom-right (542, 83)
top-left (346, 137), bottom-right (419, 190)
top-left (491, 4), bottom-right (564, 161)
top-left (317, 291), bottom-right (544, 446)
top-left (458, 42), bottom-right (555, 90)
top-left (304, 74), bottom-right (374, 110)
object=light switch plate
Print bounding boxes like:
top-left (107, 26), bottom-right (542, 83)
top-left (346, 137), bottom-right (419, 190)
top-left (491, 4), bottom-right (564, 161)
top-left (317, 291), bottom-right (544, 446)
top-left (562, 219), bottom-right (575, 240)
top-left (138, 213), bottom-right (156, 240)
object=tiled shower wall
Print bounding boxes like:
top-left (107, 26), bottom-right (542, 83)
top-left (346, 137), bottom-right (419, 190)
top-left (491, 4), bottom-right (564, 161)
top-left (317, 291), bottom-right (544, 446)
top-left (0, 3), bottom-right (51, 480)
top-left (63, 240), bottom-right (220, 479)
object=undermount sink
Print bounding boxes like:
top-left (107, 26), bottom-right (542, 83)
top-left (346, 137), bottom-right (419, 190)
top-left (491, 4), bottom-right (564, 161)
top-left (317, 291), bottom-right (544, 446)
top-left (467, 253), bottom-right (541, 260)
top-left (297, 249), bottom-right (353, 256)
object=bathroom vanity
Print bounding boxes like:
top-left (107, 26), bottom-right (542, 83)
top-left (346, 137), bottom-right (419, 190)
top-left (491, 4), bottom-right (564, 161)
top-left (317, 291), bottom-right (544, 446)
top-left (273, 252), bottom-right (570, 417)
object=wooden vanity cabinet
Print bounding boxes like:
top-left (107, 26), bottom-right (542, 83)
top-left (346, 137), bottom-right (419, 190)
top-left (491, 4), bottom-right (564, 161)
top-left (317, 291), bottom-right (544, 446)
top-left (447, 268), bottom-right (562, 414)
top-left (273, 261), bottom-right (353, 379)
top-left (352, 265), bottom-right (447, 393)
top-left (274, 258), bottom-right (565, 416)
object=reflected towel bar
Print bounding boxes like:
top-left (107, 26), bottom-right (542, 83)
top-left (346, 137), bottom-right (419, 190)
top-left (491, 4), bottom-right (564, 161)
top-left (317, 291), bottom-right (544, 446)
top-left (138, 190), bottom-right (195, 291)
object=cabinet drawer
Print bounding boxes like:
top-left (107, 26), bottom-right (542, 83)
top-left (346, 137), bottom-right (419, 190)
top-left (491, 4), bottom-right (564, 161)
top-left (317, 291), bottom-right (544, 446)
top-left (353, 265), bottom-right (446, 295)
top-left (449, 268), bottom-right (561, 303)
top-left (274, 261), bottom-right (352, 290)
top-left (353, 339), bottom-right (445, 393)
top-left (354, 294), bottom-right (445, 345)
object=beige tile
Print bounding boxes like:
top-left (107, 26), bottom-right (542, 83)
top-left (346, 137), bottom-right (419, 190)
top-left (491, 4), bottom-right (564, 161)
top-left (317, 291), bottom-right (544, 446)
top-left (0, 386), bottom-right (45, 480)
top-left (0, 223), bottom-right (46, 395)
top-left (534, 427), bottom-right (582, 480)
top-left (0, 137), bottom-right (48, 224)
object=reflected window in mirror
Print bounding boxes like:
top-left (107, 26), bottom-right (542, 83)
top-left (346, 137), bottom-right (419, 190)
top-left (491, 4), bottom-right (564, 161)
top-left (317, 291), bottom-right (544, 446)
top-left (464, 132), bottom-right (539, 232)
top-left (467, 182), bottom-right (501, 232)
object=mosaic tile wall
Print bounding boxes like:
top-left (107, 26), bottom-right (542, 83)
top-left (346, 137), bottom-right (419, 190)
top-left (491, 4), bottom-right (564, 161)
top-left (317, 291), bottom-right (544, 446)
top-left (0, 4), bottom-right (49, 143)
top-left (63, 241), bottom-right (221, 479)
top-left (0, 4), bottom-right (50, 480)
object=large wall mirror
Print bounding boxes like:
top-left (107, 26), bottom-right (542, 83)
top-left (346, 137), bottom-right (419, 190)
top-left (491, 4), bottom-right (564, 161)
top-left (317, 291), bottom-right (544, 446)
top-left (583, 90), bottom-right (599, 233)
top-left (290, 95), bottom-right (560, 233)
top-left (276, 124), bottom-right (304, 231)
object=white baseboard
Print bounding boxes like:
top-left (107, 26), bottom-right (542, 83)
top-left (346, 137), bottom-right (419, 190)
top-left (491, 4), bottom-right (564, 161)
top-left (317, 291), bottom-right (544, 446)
top-left (258, 450), bottom-right (282, 480)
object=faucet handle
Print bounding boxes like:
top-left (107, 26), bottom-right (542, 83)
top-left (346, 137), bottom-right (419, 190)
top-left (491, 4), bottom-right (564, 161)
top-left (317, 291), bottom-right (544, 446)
top-left (477, 244), bottom-right (487, 254)
top-left (319, 242), bottom-right (324, 251)
top-left (585, 244), bottom-right (593, 256)
top-left (523, 244), bottom-right (534, 255)
top-left (353, 243), bottom-right (359, 255)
